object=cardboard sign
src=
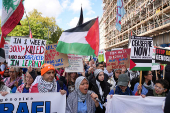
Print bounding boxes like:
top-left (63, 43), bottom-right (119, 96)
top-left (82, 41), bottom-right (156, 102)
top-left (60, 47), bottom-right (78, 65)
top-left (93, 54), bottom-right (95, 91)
top-left (98, 54), bottom-right (104, 62)
top-left (0, 93), bottom-right (66, 113)
top-left (65, 54), bottom-right (83, 72)
top-left (8, 37), bottom-right (46, 68)
top-left (130, 36), bottom-right (153, 71)
top-left (105, 49), bottom-right (130, 69)
top-left (155, 48), bottom-right (170, 64)
top-left (152, 48), bottom-right (160, 70)
top-left (45, 44), bottom-right (69, 68)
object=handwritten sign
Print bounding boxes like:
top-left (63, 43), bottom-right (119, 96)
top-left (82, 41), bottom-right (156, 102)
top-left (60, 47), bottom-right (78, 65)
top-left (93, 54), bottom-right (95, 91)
top-left (152, 48), bottom-right (160, 70)
top-left (8, 37), bottom-right (46, 68)
top-left (45, 44), bottom-right (69, 68)
top-left (155, 48), bottom-right (170, 64)
top-left (105, 49), bottom-right (130, 69)
top-left (65, 54), bottom-right (83, 72)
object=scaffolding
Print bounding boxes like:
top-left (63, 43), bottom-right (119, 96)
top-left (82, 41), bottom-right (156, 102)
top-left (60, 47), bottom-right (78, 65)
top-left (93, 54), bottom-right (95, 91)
top-left (102, 0), bottom-right (170, 50)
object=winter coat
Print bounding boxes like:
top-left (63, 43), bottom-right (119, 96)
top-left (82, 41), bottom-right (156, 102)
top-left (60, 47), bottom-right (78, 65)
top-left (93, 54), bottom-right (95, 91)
top-left (164, 91), bottom-right (170, 113)
top-left (88, 78), bottom-right (111, 104)
top-left (165, 65), bottom-right (170, 90)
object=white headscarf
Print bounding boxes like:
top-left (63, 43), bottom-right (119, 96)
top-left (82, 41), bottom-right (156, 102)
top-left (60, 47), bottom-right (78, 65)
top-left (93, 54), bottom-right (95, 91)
top-left (75, 76), bottom-right (89, 102)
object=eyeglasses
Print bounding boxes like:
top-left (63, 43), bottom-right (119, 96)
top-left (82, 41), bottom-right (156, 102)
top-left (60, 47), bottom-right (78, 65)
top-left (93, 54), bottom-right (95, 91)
top-left (154, 85), bottom-right (164, 90)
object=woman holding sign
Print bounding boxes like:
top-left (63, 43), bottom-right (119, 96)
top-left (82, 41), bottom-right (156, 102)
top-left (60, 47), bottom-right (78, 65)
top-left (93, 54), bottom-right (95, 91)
top-left (134, 71), bottom-right (154, 95)
top-left (66, 76), bottom-right (103, 113)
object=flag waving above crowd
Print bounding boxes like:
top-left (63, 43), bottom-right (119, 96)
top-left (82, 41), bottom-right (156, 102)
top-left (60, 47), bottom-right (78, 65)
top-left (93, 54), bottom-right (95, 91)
top-left (0, 0), bottom-right (24, 48)
top-left (56, 17), bottom-right (99, 57)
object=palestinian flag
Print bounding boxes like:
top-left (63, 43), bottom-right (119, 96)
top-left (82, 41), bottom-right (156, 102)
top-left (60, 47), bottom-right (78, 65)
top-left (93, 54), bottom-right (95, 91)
top-left (0, 0), bottom-right (24, 48)
top-left (56, 18), bottom-right (99, 56)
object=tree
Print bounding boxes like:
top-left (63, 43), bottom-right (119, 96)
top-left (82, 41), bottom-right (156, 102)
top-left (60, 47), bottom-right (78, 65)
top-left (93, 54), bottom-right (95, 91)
top-left (6, 9), bottom-right (62, 44)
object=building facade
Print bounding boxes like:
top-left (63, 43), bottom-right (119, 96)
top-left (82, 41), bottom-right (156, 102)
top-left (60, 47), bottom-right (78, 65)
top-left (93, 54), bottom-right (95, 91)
top-left (99, 16), bottom-right (106, 50)
top-left (102, 0), bottom-right (170, 50)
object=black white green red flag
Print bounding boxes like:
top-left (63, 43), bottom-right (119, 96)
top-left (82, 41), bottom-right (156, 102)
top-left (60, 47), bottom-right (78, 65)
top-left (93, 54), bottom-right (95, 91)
top-left (0, 0), bottom-right (24, 48)
top-left (56, 18), bottom-right (99, 56)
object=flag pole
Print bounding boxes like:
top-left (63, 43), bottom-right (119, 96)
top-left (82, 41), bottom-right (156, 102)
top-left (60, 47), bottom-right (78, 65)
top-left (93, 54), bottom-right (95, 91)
top-left (24, 10), bottom-right (32, 38)
top-left (139, 71), bottom-right (142, 94)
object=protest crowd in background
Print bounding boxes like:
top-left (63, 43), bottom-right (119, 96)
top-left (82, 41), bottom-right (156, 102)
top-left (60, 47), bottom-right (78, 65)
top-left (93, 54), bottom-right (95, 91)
top-left (0, 57), bottom-right (170, 113)
top-left (0, 1), bottom-right (170, 113)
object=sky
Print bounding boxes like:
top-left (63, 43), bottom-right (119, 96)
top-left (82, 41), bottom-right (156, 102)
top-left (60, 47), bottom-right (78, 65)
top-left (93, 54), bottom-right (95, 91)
top-left (0, 0), bottom-right (103, 30)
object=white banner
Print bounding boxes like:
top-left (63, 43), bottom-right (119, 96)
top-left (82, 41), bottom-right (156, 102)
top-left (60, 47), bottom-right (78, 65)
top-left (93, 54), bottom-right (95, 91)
top-left (65, 54), bottom-right (83, 72)
top-left (106, 95), bottom-right (165, 113)
top-left (8, 37), bottom-right (46, 68)
top-left (152, 48), bottom-right (160, 70)
top-left (0, 92), bottom-right (66, 113)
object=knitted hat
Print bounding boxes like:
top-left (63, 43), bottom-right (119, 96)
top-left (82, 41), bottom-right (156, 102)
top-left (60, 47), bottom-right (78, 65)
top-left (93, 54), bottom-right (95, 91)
top-left (117, 74), bottom-right (129, 86)
top-left (94, 69), bottom-right (103, 78)
top-left (41, 64), bottom-right (55, 76)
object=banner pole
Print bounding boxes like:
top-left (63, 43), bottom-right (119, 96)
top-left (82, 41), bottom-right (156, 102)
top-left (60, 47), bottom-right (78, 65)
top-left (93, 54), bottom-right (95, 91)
top-left (163, 64), bottom-right (165, 79)
top-left (155, 70), bottom-right (158, 80)
top-left (139, 70), bottom-right (142, 94)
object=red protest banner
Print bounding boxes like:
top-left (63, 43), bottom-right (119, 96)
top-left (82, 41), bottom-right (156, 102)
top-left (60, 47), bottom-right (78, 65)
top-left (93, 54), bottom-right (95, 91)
top-left (105, 49), bottom-right (131, 69)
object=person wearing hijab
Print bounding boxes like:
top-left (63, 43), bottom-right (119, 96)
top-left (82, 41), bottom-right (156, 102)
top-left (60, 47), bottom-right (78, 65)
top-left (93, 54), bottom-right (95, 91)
top-left (66, 76), bottom-right (103, 113)
top-left (16, 70), bottom-right (36, 93)
top-left (88, 69), bottom-right (111, 112)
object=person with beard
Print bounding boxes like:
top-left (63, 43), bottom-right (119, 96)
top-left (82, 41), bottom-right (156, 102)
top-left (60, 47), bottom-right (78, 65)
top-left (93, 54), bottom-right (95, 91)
top-left (89, 69), bottom-right (111, 112)
top-left (0, 76), bottom-right (10, 96)
top-left (29, 64), bottom-right (68, 95)
top-left (66, 76), bottom-right (103, 113)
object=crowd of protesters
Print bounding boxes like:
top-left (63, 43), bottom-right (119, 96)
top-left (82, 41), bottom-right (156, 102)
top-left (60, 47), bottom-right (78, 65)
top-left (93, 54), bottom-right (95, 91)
top-left (0, 59), bottom-right (170, 113)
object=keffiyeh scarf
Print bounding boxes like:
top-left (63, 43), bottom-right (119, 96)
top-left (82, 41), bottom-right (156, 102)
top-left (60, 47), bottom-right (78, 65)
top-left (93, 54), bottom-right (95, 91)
top-left (38, 77), bottom-right (57, 93)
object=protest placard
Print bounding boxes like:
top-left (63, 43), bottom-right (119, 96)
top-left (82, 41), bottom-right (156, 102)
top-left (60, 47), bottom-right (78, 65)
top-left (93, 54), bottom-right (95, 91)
top-left (155, 48), bottom-right (170, 64)
top-left (105, 49), bottom-right (130, 69)
top-left (65, 54), bottom-right (83, 72)
top-left (45, 44), bottom-right (69, 68)
top-left (0, 93), bottom-right (66, 113)
top-left (98, 54), bottom-right (104, 62)
top-left (106, 95), bottom-right (165, 113)
top-left (130, 36), bottom-right (153, 71)
top-left (4, 44), bottom-right (9, 61)
top-left (8, 37), bottom-right (46, 68)
top-left (152, 48), bottom-right (160, 70)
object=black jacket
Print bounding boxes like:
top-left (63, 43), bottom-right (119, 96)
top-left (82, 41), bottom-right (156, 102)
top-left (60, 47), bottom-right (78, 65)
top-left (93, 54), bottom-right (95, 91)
top-left (165, 65), bottom-right (170, 90)
top-left (164, 91), bottom-right (170, 113)
top-left (88, 78), bottom-right (111, 104)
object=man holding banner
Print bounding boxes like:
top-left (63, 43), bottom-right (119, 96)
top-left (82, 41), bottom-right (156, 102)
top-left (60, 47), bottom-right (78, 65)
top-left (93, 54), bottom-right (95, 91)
top-left (29, 63), bottom-right (68, 95)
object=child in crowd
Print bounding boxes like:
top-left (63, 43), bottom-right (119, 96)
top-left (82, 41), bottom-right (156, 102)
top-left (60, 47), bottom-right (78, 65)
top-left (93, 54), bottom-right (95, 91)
top-left (141, 79), bottom-right (169, 97)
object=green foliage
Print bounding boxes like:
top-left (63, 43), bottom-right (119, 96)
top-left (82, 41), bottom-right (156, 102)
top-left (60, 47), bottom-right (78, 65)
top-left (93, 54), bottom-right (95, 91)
top-left (4, 9), bottom-right (62, 44)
